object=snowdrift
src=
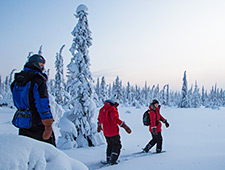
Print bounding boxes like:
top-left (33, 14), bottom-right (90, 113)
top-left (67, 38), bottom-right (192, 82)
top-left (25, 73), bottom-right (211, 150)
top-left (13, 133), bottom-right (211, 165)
top-left (0, 134), bottom-right (88, 170)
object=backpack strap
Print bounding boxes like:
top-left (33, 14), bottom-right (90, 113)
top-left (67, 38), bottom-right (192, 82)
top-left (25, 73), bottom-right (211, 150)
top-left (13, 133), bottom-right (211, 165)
top-left (149, 109), bottom-right (158, 126)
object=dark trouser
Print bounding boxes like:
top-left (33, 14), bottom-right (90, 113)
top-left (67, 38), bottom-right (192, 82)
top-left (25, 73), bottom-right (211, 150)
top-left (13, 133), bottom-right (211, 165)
top-left (144, 132), bottom-right (163, 152)
top-left (105, 135), bottom-right (122, 163)
top-left (19, 124), bottom-right (56, 147)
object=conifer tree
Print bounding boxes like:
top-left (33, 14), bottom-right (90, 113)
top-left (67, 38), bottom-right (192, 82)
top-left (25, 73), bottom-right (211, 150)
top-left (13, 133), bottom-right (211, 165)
top-left (108, 84), bottom-right (112, 99)
top-left (38, 45), bottom-right (43, 55)
top-left (180, 71), bottom-right (188, 108)
top-left (166, 84), bottom-right (170, 106)
top-left (153, 84), bottom-right (160, 100)
top-left (60, 4), bottom-right (102, 148)
top-left (55, 45), bottom-right (65, 105)
top-left (27, 52), bottom-right (33, 59)
top-left (188, 85), bottom-right (193, 107)
top-left (201, 86), bottom-right (205, 106)
top-left (191, 81), bottom-right (201, 108)
top-left (143, 81), bottom-right (150, 106)
top-left (112, 76), bottom-right (122, 102)
top-left (99, 76), bottom-right (107, 104)
top-left (94, 77), bottom-right (101, 107)
top-left (125, 82), bottom-right (133, 106)
top-left (0, 75), bottom-right (2, 97)
top-left (95, 77), bottom-right (100, 98)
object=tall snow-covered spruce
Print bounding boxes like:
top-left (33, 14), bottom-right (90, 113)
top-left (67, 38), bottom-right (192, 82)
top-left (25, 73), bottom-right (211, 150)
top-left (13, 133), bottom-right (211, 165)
top-left (180, 71), bottom-right (188, 108)
top-left (58, 4), bottom-right (103, 149)
top-left (54, 45), bottom-right (65, 105)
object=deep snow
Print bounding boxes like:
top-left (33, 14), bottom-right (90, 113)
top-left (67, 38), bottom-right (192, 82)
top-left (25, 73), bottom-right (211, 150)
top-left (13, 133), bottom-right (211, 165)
top-left (0, 106), bottom-right (225, 170)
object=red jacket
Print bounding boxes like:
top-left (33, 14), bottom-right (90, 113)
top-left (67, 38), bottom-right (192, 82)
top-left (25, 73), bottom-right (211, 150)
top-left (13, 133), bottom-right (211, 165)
top-left (149, 105), bottom-right (166, 133)
top-left (98, 102), bottom-right (123, 137)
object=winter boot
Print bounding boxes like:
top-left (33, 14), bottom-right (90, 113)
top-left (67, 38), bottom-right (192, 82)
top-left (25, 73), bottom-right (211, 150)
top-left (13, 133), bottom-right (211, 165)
top-left (156, 149), bottom-right (162, 153)
top-left (110, 152), bottom-right (119, 165)
top-left (143, 144), bottom-right (152, 153)
top-left (106, 156), bottom-right (110, 164)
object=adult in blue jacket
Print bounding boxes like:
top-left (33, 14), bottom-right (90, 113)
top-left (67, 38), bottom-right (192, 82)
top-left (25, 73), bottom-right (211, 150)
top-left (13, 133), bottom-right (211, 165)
top-left (11, 54), bottom-right (55, 146)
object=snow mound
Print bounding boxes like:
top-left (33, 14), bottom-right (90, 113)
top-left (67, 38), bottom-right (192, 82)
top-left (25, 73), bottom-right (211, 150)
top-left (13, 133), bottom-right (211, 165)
top-left (0, 134), bottom-right (88, 170)
top-left (125, 110), bottom-right (131, 114)
top-left (76, 4), bottom-right (88, 13)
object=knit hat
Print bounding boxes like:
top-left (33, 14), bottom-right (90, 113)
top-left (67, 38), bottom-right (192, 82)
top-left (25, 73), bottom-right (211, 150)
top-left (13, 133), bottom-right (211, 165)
top-left (152, 99), bottom-right (159, 105)
top-left (105, 95), bottom-right (119, 105)
top-left (110, 96), bottom-right (119, 104)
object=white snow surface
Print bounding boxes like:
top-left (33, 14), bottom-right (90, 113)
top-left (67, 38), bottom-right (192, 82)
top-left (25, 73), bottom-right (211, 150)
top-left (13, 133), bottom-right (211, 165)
top-left (0, 108), bottom-right (87, 170)
top-left (0, 135), bottom-right (88, 170)
top-left (1, 106), bottom-right (225, 170)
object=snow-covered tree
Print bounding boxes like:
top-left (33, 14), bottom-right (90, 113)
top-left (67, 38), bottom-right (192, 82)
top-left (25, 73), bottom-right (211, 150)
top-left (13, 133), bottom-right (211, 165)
top-left (187, 85), bottom-right (193, 108)
top-left (208, 84), bottom-right (219, 109)
top-left (112, 76), bottom-right (123, 102)
top-left (121, 86), bottom-right (127, 106)
top-left (222, 90), bottom-right (225, 106)
top-left (191, 81), bottom-right (201, 108)
top-left (149, 85), bottom-right (155, 103)
top-left (59, 4), bottom-right (103, 149)
top-left (160, 84), bottom-right (169, 106)
top-left (108, 84), bottom-right (112, 99)
top-left (95, 77), bottom-right (100, 98)
top-left (9, 69), bottom-right (16, 85)
top-left (180, 71), bottom-right (188, 108)
top-left (27, 52), bottom-right (33, 59)
top-left (166, 84), bottom-right (170, 106)
top-left (48, 79), bottom-right (55, 96)
top-left (201, 86), bottom-right (205, 106)
top-left (125, 82), bottom-right (132, 106)
top-left (0, 75), bottom-right (2, 97)
top-left (99, 76), bottom-right (107, 104)
top-left (55, 45), bottom-right (65, 105)
top-left (143, 81), bottom-right (150, 106)
top-left (3, 76), bottom-right (7, 99)
top-left (217, 88), bottom-right (223, 107)
top-left (38, 45), bottom-right (43, 55)
top-left (153, 84), bottom-right (160, 100)
top-left (3, 69), bottom-right (16, 100)
top-left (135, 85), bottom-right (142, 107)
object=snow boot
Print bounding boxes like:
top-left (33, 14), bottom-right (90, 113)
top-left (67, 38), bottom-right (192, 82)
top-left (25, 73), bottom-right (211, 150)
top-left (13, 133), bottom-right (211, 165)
top-left (156, 149), bottom-right (162, 153)
top-left (110, 161), bottom-right (118, 165)
top-left (106, 156), bottom-right (110, 164)
top-left (143, 144), bottom-right (152, 153)
top-left (110, 152), bottom-right (119, 165)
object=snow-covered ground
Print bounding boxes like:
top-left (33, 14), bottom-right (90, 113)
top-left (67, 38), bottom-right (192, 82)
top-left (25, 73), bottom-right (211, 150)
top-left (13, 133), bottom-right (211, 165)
top-left (0, 106), bottom-right (225, 170)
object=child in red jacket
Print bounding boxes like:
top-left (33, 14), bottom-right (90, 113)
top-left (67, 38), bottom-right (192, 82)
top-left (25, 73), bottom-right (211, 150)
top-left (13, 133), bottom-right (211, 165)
top-left (143, 99), bottom-right (169, 153)
top-left (97, 97), bottom-right (131, 165)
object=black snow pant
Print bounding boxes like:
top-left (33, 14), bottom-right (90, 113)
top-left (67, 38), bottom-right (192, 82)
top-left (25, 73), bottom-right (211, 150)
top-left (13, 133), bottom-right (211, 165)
top-left (19, 124), bottom-right (56, 147)
top-left (144, 132), bottom-right (163, 153)
top-left (105, 135), bottom-right (122, 163)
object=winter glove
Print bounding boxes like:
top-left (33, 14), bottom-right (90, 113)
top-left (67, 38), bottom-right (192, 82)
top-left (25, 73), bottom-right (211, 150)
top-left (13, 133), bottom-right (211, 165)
top-left (120, 122), bottom-right (132, 134)
top-left (152, 127), bottom-right (158, 135)
top-left (97, 122), bottom-right (102, 133)
top-left (42, 119), bottom-right (54, 140)
top-left (164, 120), bottom-right (170, 128)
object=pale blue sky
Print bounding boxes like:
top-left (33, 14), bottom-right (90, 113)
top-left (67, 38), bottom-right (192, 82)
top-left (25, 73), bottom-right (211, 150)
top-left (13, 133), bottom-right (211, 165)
top-left (1, 0), bottom-right (225, 90)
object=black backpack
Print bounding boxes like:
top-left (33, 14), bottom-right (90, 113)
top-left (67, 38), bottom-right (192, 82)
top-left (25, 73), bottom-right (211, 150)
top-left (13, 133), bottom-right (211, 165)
top-left (143, 109), bottom-right (151, 126)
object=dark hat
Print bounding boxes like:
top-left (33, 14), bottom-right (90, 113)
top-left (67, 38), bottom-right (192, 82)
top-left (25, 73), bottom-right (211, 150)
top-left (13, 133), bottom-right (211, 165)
top-left (152, 99), bottom-right (159, 105)
top-left (25, 54), bottom-right (45, 72)
top-left (28, 54), bottom-right (45, 64)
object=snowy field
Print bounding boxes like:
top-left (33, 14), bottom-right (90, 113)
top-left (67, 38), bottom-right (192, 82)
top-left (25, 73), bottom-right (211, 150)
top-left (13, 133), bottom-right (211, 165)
top-left (0, 106), bottom-right (225, 170)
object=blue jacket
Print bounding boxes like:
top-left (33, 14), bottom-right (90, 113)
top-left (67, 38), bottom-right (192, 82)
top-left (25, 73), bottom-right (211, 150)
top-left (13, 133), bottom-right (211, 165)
top-left (11, 67), bottom-right (53, 126)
